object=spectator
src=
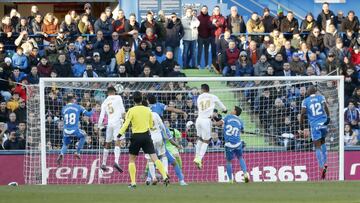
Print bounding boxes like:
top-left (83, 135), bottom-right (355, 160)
top-left (350, 45), bottom-right (360, 66)
top-left (343, 29), bottom-right (356, 48)
top-left (92, 30), bottom-right (105, 51)
top-left (91, 52), bottom-right (107, 77)
top-left (94, 12), bottom-right (113, 37)
top-left (221, 40), bottom-right (240, 76)
top-left (254, 54), bottom-right (270, 76)
top-left (104, 6), bottom-right (114, 24)
top-left (182, 7), bottom-right (200, 69)
top-left (317, 2), bottom-right (336, 33)
top-left (345, 100), bottom-right (360, 129)
top-left (330, 38), bottom-right (351, 62)
top-left (165, 12), bottom-right (184, 62)
top-left (42, 13), bottom-right (59, 42)
top-left (262, 7), bottom-right (275, 33)
top-left (270, 53), bottom-right (284, 73)
top-left (28, 47), bottom-right (41, 68)
top-left (113, 9), bottom-right (126, 34)
top-left (124, 55), bottom-right (142, 77)
top-left (336, 10), bottom-right (346, 32)
top-left (0, 16), bottom-right (14, 44)
top-left (14, 102), bottom-right (26, 123)
top-left (307, 52), bottom-right (322, 75)
top-left (298, 42), bottom-right (311, 63)
top-left (14, 31), bottom-right (38, 56)
top-left (72, 55), bottom-right (86, 77)
top-left (306, 27), bottom-right (325, 53)
top-left (270, 29), bottom-right (286, 51)
top-left (6, 113), bottom-right (18, 132)
top-left (15, 17), bottom-right (30, 33)
top-left (265, 43), bottom-right (278, 63)
top-left (276, 62), bottom-right (296, 76)
top-left (344, 124), bottom-right (358, 146)
top-left (135, 41), bottom-right (152, 64)
top-left (78, 14), bottom-right (94, 34)
top-left (10, 9), bottom-right (20, 28)
top-left (341, 10), bottom-right (359, 33)
top-left (324, 23), bottom-right (339, 52)
top-left (37, 57), bottom-right (53, 77)
top-left (83, 3), bottom-right (96, 26)
top-left (280, 11), bottom-right (299, 36)
top-left (350, 87), bottom-right (360, 107)
top-left (3, 131), bottom-right (25, 150)
top-left (10, 67), bottom-right (27, 83)
top-left (0, 43), bottom-right (7, 62)
top-left (161, 50), bottom-right (177, 76)
top-left (210, 6), bottom-right (226, 69)
top-left (68, 10), bottom-right (80, 23)
top-left (124, 13), bottom-right (140, 34)
top-left (138, 65), bottom-right (153, 77)
top-left (140, 11), bottom-right (160, 38)
top-left (167, 63), bottom-right (186, 77)
top-left (300, 13), bottom-right (316, 33)
top-left (31, 14), bottom-right (45, 45)
top-left (237, 51), bottom-right (254, 77)
top-left (100, 43), bottom-right (116, 76)
top-left (66, 42), bottom-right (80, 65)
top-left (274, 8), bottom-right (285, 30)
top-left (280, 40), bottom-right (296, 62)
top-left (153, 44), bottom-right (166, 63)
top-left (156, 10), bottom-right (167, 44)
top-left (53, 54), bottom-right (73, 77)
top-left (226, 6), bottom-right (246, 34)
top-left (27, 66), bottom-right (39, 84)
top-left (82, 40), bottom-right (94, 60)
top-left (197, 6), bottom-right (211, 69)
top-left (12, 47), bottom-right (28, 73)
top-left (0, 102), bottom-right (9, 122)
top-left (109, 31), bottom-right (121, 53)
top-left (143, 27), bottom-right (158, 49)
top-left (116, 64), bottom-right (129, 77)
top-left (290, 53), bottom-right (306, 75)
top-left (55, 29), bottom-right (68, 51)
top-left (60, 14), bottom-right (78, 39)
top-left (145, 54), bottom-right (162, 76)
top-left (44, 42), bottom-right (59, 64)
top-left (246, 12), bottom-right (265, 43)
top-left (83, 63), bottom-right (98, 78)
top-left (116, 41), bottom-right (134, 65)
top-left (344, 66), bottom-right (358, 100)
top-left (28, 5), bottom-right (39, 25)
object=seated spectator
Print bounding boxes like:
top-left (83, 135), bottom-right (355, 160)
top-left (300, 13), bottom-right (316, 33)
top-left (10, 67), bottom-right (27, 83)
top-left (82, 41), bottom-right (94, 61)
top-left (6, 113), bottom-right (18, 132)
top-left (15, 31), bottom-right (38, 56)
top-left (145, 54), bottom-right (163, 76)
top-left (115, 41), bottom-right (134, 65)
top-left (280, 40), bottom-right (296, 62)
top-left (350, 45), bottom-right (360, 66)
top-left (44, 42), bottom-right (59, 64)
top-left (28, 47), bottom-right (41, 68)
top-left (91, 52), bottom-right (107, 77)
top-left (124, 55), bottom-right (142, 77)
top-left (16, 17), bottom-right (31, 33)
top-left (143, 27), bottom-right (158, 50)
top-left (37, 57), bottom-right (53, 77)
top-left (78, 14), bottom-right (94, 35)
top-left (153, 44), bottom-right (166, 63)
top-left (135, 41), bottom-right (152, 64)
top-left (66, 42), bottom-right (80, 65)
top-left (60, 14), bottom-right (79, 40)
top-left (104, 7), bottom-right (114, 24)
top-left (307, 52), bottom-right (322, 75)
top-left (138, 65), bottom-right (153, 77)
top-left (1, 57), bottom-right (13, 76)
top-left (246, 40), bottom-right (261, 65)
top-left (14, 102), bottom-right (26, 123)
top-left (218, 30), bottom-right (234, 55)
top-left (161, 50), bottom-right (177, 76)
top-left (10, 9), bottom-right (20, 28)
top-left (83, 63), bottom-right (98, 78)
top-left (276, 62), bottom-right (295, 76)
top-left (344, 124), bottom-right (358, 146)
top-left (116, 64), bottom-right (129, 77)
top-left (12, 47), bottom-right (28, 73)
top-left (109, 32), bottom-right (121, 53)
top-left (343, 29), bottom-right (356, 48)
top-left (3, 131), bottom-right (25, 150)
top-left (0, 102), bottom-right (9, 122)
top-left (269, 53), bottom-right (284, 73)
top-left (265, 44), bottom-right (278, 63)
top-left (306, 27), bottom-right (324, 53)
top-left (290, 53), bottom-right (306, 75)
top-left (140, 11), bottom-right (160, 38)
top-left (350, 87), bottom-right (360, 107)
top-left (55, 29), bottom-right (68, 51)
top-left (298, 42), bottom-right (310, 63)
top-left (265, 66), bottom-right (276, 76)
top-left (280, 11), bottom-right (299, 37)
top-left (72, 55), bottom-right (86, 77)
top-left (345, 100), bottom-right (360, 129)
top-left (329, 38), bottom-right (351, 62)
top-left (0, 16), bottom-right (14, 45)
top-left (53, 54), bottom-right (73, 77)
top-left (27, 66), bottom-right (39, 84)
top-left (167, 64), bottom-right (186, 77)
top-left (341, 10), bottom-right (359, 33)
top-left (92, 30), bottom-right (105, 51)
top-left (237, 51), bottom-right (254, 77)
top-left (42, 12), bottom-right (59, 42)
top-left (254, 54), bottom-right (270, 76)
top-left (0, 43), bottom-right (7, 62)
top-left (74, 36), bottom-right (86, 53)
top-left (221, 40), bottom-right (240, 76)
top-left (324, 24), bottom-right (339, 53)
top-left (100, 43), bottom-right (116, 76)
top-left (94, 12), bottom-right (113, 36)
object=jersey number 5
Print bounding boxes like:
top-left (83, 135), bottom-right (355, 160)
top-left (199, 100), bottom-right (210, 111)
top-left (107, 103), bottom-right (114, 114)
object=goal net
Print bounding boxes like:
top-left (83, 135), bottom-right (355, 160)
top-left (24, 76), bottom-right (344, 184)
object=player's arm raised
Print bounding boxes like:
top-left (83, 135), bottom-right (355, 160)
top-left (166, 106), bottom-right (188, 118)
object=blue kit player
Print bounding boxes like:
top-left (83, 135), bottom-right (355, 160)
top-left (214, 106), bottom-right (249, 183)
top-left (147, 94), bottom-right (187, 118)
top-left (57, 95), bottom-right (93, 165)
top-left (300, 85), bottom-right (331, 179)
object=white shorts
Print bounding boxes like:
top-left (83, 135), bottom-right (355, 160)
top-left (105, 124), bottom-right (122, 142)
top-left (196, 117), bottom-right (212, 141)
top-left (145, 140), bottom-right (166, 159)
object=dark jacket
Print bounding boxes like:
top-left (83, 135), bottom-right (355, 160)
top-left (53, 62), bottom-right (73, 77)
top-left (197, 12), bottom-right (211, 38)
top-left (161, 58), bottom-right (177, 76)
top-left (262, 15), bottom-right (275, 33)
top-left (317, 10), bottom-right (336, 31)
top-left (306, 33), bottom-right (325, 52)
top-left (341, 17), bottom-right (360, 33)
top-left (280, 18), bottom-right (299, 33)
top-left (91, 61), bottom-right (107, 77)
top-left (60, 22), bottom-right (79, 37)
top-left (94, 19), bottom-right (113, 36)
top-left (124, 60), bottom-right (142, 77)
top-left (140, 20), bottom-right (160, 36)
top-left (145, 61), bottom-right (163, 76)
top-left (226, 14), bottom-right (246, 33)
top-left (165, 18), bottom-right (184, 48)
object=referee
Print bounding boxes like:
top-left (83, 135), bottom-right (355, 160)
top-left (118, 91), bottom-right (169, 188)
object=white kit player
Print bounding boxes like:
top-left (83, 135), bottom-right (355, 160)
top-left (98, 86), bottom-right (125, 172)
top-left (194, 84), bottom-right (227, 169)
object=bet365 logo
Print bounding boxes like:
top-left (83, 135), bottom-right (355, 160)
top-left (218, 165), bottom-right (309, 182)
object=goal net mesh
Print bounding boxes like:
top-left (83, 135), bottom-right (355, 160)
top-left (24, 78), bottom-right (341, 184)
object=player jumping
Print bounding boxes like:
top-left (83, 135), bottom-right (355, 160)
top-left (194, 84), bottom-right (227, 169)
top-left (98, 86), bottom-right (125, 173)
top-left (57, 95), bottom-right (93, 165)
top-left (300, 85), bottom-right (330, 179)
top-left (213, 106), bottom-right (249, 183)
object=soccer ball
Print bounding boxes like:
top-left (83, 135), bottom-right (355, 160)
top-left (114, 84), bottom-right (124, 94)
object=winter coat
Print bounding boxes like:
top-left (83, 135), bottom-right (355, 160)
top-left (246, 18), bottom-right (265, 33)
top-left (197, 12), bottom-right (211, 38)
top-left (94, 19), bottom-right (113, 36)
top-left (209, 14), bottom-right (226, 37)
top-left (182, 16), bottom-right (200, 41)
top-left (226, 14), bottom-right (246, 33)
top-left (165, 18), bottom-right (184, 48)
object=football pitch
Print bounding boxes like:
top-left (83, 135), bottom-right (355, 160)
top-left (1, 182), bottom-right (360, 203)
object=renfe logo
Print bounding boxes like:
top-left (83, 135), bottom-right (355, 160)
top-left (218, 165), bottom-right (309, 182)
top-left (350, 163), bottom-right (360, 176)
top-left (46, 159), bottom-right (114, 184)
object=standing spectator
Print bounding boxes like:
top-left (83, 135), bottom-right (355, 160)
top-left (78, 14), bottom-right (94, 34)
top-left (94, 12), bottom-right (113, 37)
top-left (27, 66), bottom-right (39, 84)
top-left (42, 13), bottom-right (59, 42)
top-left (262, 7), bottom-right (275, 33)
top-left (335, 11), bottom-right (346, 32)
top-left (197, 5), bottom-right (211, 69)
top-left (83, 3), bottom-right (96, 26)
top-left (72, 55), bottom-right (86, 77)
top-left (210, 6), bottom-right (226, 70)
top-left (156, 10), bottom-right (167, 44)
top-left (342, 10), bottom-right (359, 33)
top-left (31, 14), bottom-right (45, 46)
top-left (300, 13), bottom-right (316, 33)
top-left (100, 43), bottom-right (116, 76)
top-left (83, 63), bottom-right (98, 78)
top-left (10, 9), bottom-right (20, 29)
top-left (0, 16), bottom-right (14, 45)
top-left (104, 7), bottom-right (114, 24)
top-left (68, 10), bottom-right (80, 23)
top-left (15, 17), bottom-right (31, 33)
top-left (221, 40), bottom-right (240, 76)
top-left (280, 11), bottom-right (299, 36)
top-left (182, 7), bottom-right (200, 69)
top-left (165, 12), bottom-right (184, 62)
top-left (53, 54), bottom-right (73, 77)
top-left (274, 8), bottom-right (285, 30)
top-left (246, 12), bottom-right (265, 44)
top-left (343, 29), bottom-right (356, 48)
top-left (345, 100), bottom-right (360, 129)
top-left (324, 24), bottom-right (340, 53)
top-left (37, 57), bottom-right (52, 77)
top-left (306, 27), bottom-right (325, 53)
top-left (60, 14), bottom-right (79, 40)
top-left (28, 5), bottom-right (39, 25)
top-left (317, 2), bottom-right (336, 33)
top-left (276, 62), bottom-right (295, 76)
top-left (140, 11), bottom-right (160, 39)
top-left (226, 6), bottom-right (246, 34)
top-left (113, 9), bottom-right (126, 35)
top-left (12, 47), bottom-right (28, 73)
top-left (91, 52), bottom-right (107, 77)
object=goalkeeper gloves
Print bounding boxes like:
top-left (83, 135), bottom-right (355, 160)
top-left (324, 117), bottom-right (331, 125)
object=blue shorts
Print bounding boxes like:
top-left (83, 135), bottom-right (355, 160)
top-left (63, 129), bottom-right (86, 145)
top-left (225, 146), bottom-right (243, 161)
top-left (311, 125), bottom-right (327, 141)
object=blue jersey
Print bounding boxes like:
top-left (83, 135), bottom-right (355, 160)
top-left (223, 114), bottom-right (244, 148)
top-left (150, 102), bottom-right (167, 117)
top-left (302, 94), bottom-right (328, 128)
top-left (62, 103), bottom-right (93, 131)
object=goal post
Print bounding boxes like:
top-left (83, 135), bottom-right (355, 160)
top-left (26, 76), bottom-right (344, 185)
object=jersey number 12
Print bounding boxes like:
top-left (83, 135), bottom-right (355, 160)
top-left (310, 103), bottom-right (322, 116)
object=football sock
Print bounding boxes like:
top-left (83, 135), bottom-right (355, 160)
top-left (226, 161), bottom-right (233, 181)
top-left (161, 156), bottom-right (169, 173)
top-left (128, 162), bottom-right (136, 185)
top-left (321, 144), bottom-right (327, 166)
top-left (114, 146), bottom-right (120, 164)
top-left (315, 148), bottom-right (324, 168)
top-left (148, 162), bottom-right (156, 180)
top-left (239, 157), bottom-right (247, 173)
top-left (155, 159), bottom-right (167, 179)
top-left (76, 136), bottom-right (85, 154)
top-left (199, 142), bottom-right (209, 160)
top-left (195, 140), bottom-right (202, 159)
top-left (176, 156), bottom-right (183, 169)
top-left (102, 148), bottom-right (109, 165)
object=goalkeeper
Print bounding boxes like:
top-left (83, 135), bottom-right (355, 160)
top-left (164, 120), bottom-right (183, 169)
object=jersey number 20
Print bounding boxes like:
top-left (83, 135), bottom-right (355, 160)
top-left (64, 113), bottom-right (76, 125)
top-left (310, 103), bottom-right (322, 116)
top-left (225, 125), bottom-right (239, 136)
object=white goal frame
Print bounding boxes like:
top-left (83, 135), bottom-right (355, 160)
top-left (38, 76), bottom-right (345, 184)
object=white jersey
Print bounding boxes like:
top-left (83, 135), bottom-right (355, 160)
top-left (98, 95), bottom-right (125, 127)
top-left (150, 112), bottom-right (165, 143)
top-left (197, 92), bottom-right (226, 119)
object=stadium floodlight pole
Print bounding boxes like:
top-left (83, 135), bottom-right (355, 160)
top-left (39, 79), bottom-right (47, 185)
top-left (339, 76), bottom-right (345, 181)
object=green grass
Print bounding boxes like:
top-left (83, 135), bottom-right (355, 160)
top-left (1, 182), bottom-right (360, 203)
top-left (182, 69), bottom-right (266, 147)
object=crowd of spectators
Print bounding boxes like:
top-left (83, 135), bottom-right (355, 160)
top-left (0, 2), bottom-right (359, 150)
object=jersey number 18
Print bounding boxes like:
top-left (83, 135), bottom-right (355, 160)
top-left (64, 113), bottom-right (76, 125)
